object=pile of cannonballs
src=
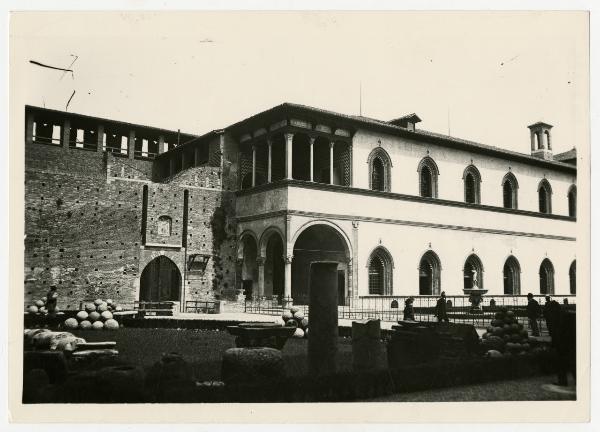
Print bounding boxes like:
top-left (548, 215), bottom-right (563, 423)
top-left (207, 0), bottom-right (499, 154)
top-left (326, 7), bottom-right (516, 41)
top-left (26, 298), bottom-right (56, 315)
top-left (282, 306), bottom-right (309, 338)
top-left (480, 308), bottom-right (531, 357)
top-left (63, 299), bottom-right (121, 331)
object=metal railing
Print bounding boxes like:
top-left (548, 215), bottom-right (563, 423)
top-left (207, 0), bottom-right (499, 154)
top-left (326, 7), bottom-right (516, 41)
top-left (33, 135), bottom-right (61, 145)
top-left (185, 300), bottom-right (219, 314)
top-left (244, 294), bottom-right (576, 333)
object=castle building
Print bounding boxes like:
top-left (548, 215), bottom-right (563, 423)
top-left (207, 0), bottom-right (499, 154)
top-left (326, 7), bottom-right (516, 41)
top-left (23, 103), bottom-right (577, 311)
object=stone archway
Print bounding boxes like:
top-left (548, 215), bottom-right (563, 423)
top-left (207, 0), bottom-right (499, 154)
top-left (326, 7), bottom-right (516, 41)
top-left (292, 223), bottom-right (351, 305)
top-left (139, 256), bottom-right (181, 302)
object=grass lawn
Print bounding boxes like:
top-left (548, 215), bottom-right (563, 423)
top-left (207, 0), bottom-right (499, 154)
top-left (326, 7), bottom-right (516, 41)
top-left (71, 328), bottom-right (356, 380)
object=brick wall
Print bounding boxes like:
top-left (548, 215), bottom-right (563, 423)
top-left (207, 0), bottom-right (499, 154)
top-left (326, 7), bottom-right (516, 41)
top-left (24, 141), bottom-right (239, 312)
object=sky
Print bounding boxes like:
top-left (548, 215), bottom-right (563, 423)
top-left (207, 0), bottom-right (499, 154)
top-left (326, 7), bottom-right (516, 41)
top-left (11, 11), bottom-right (588, 155)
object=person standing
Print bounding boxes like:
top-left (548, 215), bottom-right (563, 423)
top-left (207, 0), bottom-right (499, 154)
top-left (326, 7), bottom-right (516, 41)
top-left (435, 291), bottom-right (449, 323)
top-left (526, 293), bottom-right (542, 337)
top-left (543, 295), bottom-right (561, 339)
top-left (46, 285), bottom-right (58, 315)
top-left (403, 297), bottom-right (415, 321)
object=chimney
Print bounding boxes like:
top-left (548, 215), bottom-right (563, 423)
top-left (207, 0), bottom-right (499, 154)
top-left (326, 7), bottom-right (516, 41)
top-left (389, 113), bottom-right (422, 132)
top-left (528, 122), bottom-right (553, 160)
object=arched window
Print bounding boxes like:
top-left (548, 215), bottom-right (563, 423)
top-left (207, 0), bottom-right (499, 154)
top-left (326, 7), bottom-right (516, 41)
top-left (418, 157), bottom-right (439, 198)
top-left (538, 179), bottom-right (553, 214)
top-left (539, 258), bottom-right (555, 295)
top-left (503, 256), bottom-right (521, 294)
top-left (463, 165), bottom-right (482, 204)
top-left (568, 185), bottom-right (577, 218)
top-left (367, 246), bottom-right (393, 295)
top-left (502, 172), bottom-right (519, 209)
top-left (157, 216), bottom-right (172, 236)
top-left (463, 254), bottom-right (484, 289)
top-left (367, 148), bottom-right (392, 192)
top-left (569, 260), bottom-right (576, 295)
top-left (419, 250), bottom-right (441, 295)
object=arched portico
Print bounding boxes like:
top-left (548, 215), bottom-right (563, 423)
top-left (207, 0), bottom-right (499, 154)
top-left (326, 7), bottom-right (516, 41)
top-left (291, 221), bottom-right (352, 305)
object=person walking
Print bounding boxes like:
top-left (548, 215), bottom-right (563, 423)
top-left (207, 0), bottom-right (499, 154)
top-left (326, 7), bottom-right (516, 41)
top-left (435, 291), bottom-right (449, 323)
top-left (526, 293), bottom-right (542, 337)
top-left (403, 297), bottom-right (415, 321)
top-left (543, 295), bottom-right (561, 339)
top-left (46, 285), bottom-right (58, 315)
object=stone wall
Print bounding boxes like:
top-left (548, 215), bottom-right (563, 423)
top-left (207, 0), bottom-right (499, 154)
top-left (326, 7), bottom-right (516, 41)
top-left (24, 142), bottom-right (238, 311)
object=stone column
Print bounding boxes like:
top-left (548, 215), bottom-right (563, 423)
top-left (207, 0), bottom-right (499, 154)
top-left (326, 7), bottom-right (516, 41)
top-left (158, 135), bottom-right (165, 155)
top-left (267, 139), bottom-right (272, 183)
top-left (308, 262), bottom-right (339, 377)
top-left (546, 131), bottom-right (552, 150)
top-left (538, 131), bottom-right (545, 150)
top-left (285, 133), bottom-right (293, 180)
top-left (309, 136), bottom-right (315, 182)
top-left (96, 124), bottom-right (104, 153)
top-left (62, 119), bottom-right (71, 150)
top-left (25, 111), bottom-right (35, 145)
top-left (128, 130), bottom-right (136, 159)
top-left (530, 131), bottom-right (535, 152)
top-left (283, 254), bottom-right (293, 306)
top-left (252, 144), bottom-right (257, 187)
top-left (351, 220), bottom-right (359, 299)
top-left (329, 141), bottom-right (335, 185)
top-left (257, 256), bottom-right (266, 298)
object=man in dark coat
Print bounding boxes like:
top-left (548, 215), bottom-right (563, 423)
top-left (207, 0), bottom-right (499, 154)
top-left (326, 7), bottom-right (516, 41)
top-left (435, 291), bottom-right (449, 323)
top-left (553, 308), bottom-right (576, 386)
top-left (526, 293), bottom-right (542, 337)
top-left (543, 295), bottom-right (561, 340)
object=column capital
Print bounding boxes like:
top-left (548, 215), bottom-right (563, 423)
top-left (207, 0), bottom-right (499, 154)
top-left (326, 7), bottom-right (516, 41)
top-left (352, 220), bottom-right (360, 229)
top-left (329, 141), bottom-right (335, 149)
top-left (309, 135), bottom-right (316, 144)
top-left (256, 256), bottom-right (266, 266)
top-left (283, 254), bottom-right (294, 264)
top-left (284, 132), bottom-right (294, 140)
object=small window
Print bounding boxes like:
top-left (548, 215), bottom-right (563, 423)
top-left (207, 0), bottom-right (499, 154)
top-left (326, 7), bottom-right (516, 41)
top-left (463, 165), bottom-right (482, 204)
top-left (502, 172), bottom-right (518, 209)
top-left (418, 157), bottom-right (439, 198)
top-left (538, 179), bottom-right (552, 214)
top-left (157, 216), bottom-right (172, 236)
top-left (367, 148), bottom-right (392, 192)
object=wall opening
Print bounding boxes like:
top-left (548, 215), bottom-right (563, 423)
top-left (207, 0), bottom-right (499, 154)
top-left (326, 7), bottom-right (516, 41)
top-left (140, 256), bottom-right (181, 302)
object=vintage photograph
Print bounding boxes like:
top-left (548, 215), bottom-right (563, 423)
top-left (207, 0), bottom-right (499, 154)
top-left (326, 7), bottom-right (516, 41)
top-left (9, 10), bottom-right (589, 418)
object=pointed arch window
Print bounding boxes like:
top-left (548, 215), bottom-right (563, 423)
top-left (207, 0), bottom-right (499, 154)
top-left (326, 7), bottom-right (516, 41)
top-left (502, 172), bottom-right (519, 209)
top-left (538, 179), bottom-right (553, 214)
top-left (503, 256), bottom-right (521, 294)
top-left (539, 258), bottom-right (555, 295)
top-left (418, 157), bottom-right (439, 198)
top-left (463, 165), bottom-right (482, 204)
top-left (419, 250), bottom-right (441, 295)
top-left (367, 246), bottom-right (393, 295)
top-left (367, 148), bottom-right (392, 192)
top-left (568, 185), bottom-right (577, 218)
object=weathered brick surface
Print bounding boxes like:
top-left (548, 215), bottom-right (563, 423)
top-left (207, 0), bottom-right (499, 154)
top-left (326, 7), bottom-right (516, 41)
top-left (24, 141), bottom-right (238, 312)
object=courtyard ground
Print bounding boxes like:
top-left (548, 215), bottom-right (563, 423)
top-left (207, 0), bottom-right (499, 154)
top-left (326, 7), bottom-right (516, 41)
top-left (359, 375), bottom-right (576, 402)
top-left (70, 327), bottom-right (358, 380)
